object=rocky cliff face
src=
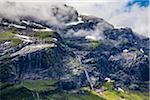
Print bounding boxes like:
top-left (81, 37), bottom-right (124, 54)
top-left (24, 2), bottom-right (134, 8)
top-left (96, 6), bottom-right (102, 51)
top-left (0, 4), bottom-right (149, 94)
top-left (64, 27), bottom-right (149, 92)
top-left (0, 30), bottom-right (84, 83)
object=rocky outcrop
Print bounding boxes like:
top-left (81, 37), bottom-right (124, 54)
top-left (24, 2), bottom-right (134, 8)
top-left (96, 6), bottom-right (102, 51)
top-left (0, 7), bottom-right (149, 91)
top-left (0, 30), bottom-right (83, 83)
top-left (63, 26), bottom-right (149, 90)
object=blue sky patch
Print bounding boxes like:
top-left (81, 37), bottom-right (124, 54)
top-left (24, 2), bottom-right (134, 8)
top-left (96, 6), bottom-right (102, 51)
top-left (127, 0), bottom-right (149, 7)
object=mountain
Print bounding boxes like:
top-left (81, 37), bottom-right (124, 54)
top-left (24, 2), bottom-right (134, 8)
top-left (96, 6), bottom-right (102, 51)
top-left (0, 4), bottom-right (149, 100)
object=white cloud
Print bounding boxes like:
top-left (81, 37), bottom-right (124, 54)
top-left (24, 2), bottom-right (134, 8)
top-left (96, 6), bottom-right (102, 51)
top-left (109, 4), bottom-right (149, 37)
top-left (0, 0), bottom-right (149, 37)
top-left (65, 0), bottom-right (149, 37)
top-left (0, 0), bottom-right (78, 27)
top-left (65, 20), bottom-right (113, 40)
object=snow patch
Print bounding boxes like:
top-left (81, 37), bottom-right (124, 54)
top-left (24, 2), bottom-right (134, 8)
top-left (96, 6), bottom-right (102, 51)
top-left (104, 77), bottom-right (114, 82)
top-left (15, 34), bottom-right (33, 43)
top-left (11, 44), bottom-right (56, 57)
top-left (85, 35), bottom-right (97, 41)
top-left (123, 49), bottom-right (128, 53)
top-left (32, 22), bottom-right (44, 27)
top-left (140, 48), bottom-right (144, 53)
top-left (33, 28), bottom-right (53, 32)
top-left (4, 41), bottom-right (11, 45)
top-left (9, 24), bottom-right (26, 29)
top-left (22, 20), bottom-right (30, 25)
top-left (117, 87), bottom-right (124, 92)
top-left (66, 17), bottom-right (84, 26)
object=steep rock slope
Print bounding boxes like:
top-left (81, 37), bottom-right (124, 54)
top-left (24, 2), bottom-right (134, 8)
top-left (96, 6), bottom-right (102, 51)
top-left (0, 4), bottom-right (149, 100)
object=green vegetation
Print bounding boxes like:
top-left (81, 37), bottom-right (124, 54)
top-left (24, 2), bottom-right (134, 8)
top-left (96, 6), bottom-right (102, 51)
top-left (102, 82), bottom-right (114, 90)
top-left (10, 38), bottom-right (23, 46)
top-left (103, 89), bottom-right (149, 100)
top-left (129, 47), bottom-right (139, 51)
top-left (0, 81), bottom-right (149, 100)
top-left (0, 80), bottom-right (57, 100)
top-left (0, 31), bottom-right (23, 46)
top-left (21, 80), bottom-right (57, 92)
top-left (129, 47), bottom-right (142, 54)
top-left (90, 40), bottom-right (102, 48)
top-left (101, 82), bottom-right (149, 100)
top-left (8, 27), bottom-right (17, 33)
top-left (0, 31), bottom-right (15, 41)
top-left (46, 92), bottom-right (105, 100)
top-left (34, 31), bottom-right (58, 43)
top-left (35, 31), bottom-right (56, 39)
top-left (0, 82), bottom-right (34, 100)
top-left (0, 80), bottom-right (105, 100)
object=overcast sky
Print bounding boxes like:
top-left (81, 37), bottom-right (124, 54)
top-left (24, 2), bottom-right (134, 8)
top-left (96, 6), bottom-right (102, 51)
top-left (0, 0), bottom-right (149, 37)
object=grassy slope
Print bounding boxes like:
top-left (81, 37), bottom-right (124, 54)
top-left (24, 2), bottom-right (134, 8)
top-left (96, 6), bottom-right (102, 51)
top-left (0, 31), bottom-right (23, 46)
top-left (21, 80), bottom-right (57, 92)
top-left (0, 80), bottom-right (57, 100)
top-left (0, 82), bottom-right (34, 100)
top-left (100, 82), bottom-right (149, 100)
top-left (47, 92), bottom-right (105, 100)
top-left (0, 80), bottom-right (105, 100)
top-left (103, 90), bottom-right (149, 100)
top-left (35, 31), bottom-right (55, 39)
top-left (1, 80), bottom-right (149, 100)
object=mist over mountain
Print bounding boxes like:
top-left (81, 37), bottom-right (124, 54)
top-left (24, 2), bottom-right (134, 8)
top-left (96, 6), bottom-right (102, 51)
top-left (0, 1), bottom-right (149, 100)
top-left (0, 1), bottom-right (79, 28)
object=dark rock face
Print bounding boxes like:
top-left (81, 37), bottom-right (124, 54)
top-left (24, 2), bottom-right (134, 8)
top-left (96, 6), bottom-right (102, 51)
top-left (63, 26), bottom-right (149, 90)
top-left (51, 4), bottom-right (79, 23)
top-left (0, 43), bottom-right (84, 82)
top-left (108, 53), bottom-right (149, 87)
top-left (0, 10), bottom-right (149, 91)
top-left (13, 46), bottom-right (66, 79)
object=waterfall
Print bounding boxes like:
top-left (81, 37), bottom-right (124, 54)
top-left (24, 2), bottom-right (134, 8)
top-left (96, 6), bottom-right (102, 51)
top-left (84, 67), bottom-right (94, 90)
top-left (32, 92), bottom-right (36, 100)
top-left (36, 92), bottom-right (40, 100)
top-left (31, 91), bottom-right (39, 100)
top-left (77, 55), bottom-right (94, 90)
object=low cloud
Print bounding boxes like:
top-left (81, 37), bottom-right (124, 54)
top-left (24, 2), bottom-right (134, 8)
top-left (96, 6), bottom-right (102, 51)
top-left (65, 0), bottom-right (149, 37)
top-left (109, 4), bottom-right (149, 37)
top-left (66, 21), bottom-right (113, 40)
top-left (0, 0), bottom-right (78, 28)
top-left (0, 0), bottom-right (149, 37)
